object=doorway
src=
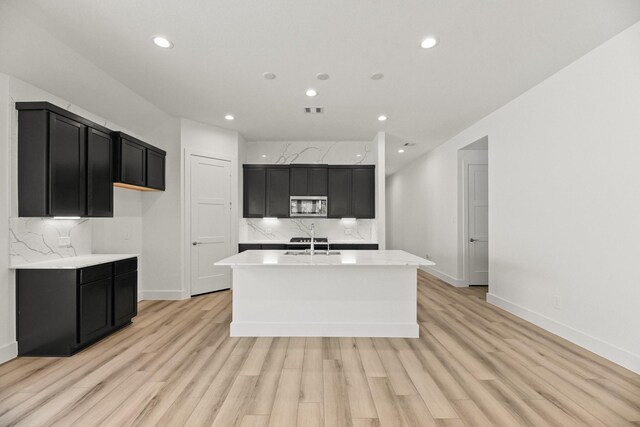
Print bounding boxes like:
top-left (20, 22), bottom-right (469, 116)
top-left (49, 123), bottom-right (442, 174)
top-left (187, 152), bottom-right (232, 296)
top-left (459, 137), bottom-right (488, 286)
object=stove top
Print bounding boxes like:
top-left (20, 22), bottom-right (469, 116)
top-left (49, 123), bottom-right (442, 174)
top-left (290, 237), bottom-right (328, 243)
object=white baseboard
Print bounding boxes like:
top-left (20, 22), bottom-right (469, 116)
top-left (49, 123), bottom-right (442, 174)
top-left (231, 322), bottom-right (419, 338)
top-left (140, 289), bottom-right (189, 300)
top-left (421, 266), bottom-right (468, 287)
top-left (487, 293), bottom-right (640, 374)
top-left (0, 341), bottom-right (18, 365)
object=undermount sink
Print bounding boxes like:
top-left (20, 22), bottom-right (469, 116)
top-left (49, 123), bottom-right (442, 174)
top-left (284, 250), bottom-right (341, 256)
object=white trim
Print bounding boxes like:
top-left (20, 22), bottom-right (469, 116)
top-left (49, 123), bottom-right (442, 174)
top-left (183, 148), bottom-right (236, 298)
top-left (421, 266), bottom-right (468, 287)
top-left (487, 293), bottom-right (640, 374)
top-left (0, 341), bottom-right (18, 365)
top-left (140, 290), bottom-right (189, 300)
top-left (231, 322), bottom-right (418, 338)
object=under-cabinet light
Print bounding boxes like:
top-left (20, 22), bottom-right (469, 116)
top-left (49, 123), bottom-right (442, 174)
top-left (263, 217), bottom-right (278, 221)
top-left (341, 217), bottom-right (356, 221)
top-left (52, 216), bottom-right (81, 220)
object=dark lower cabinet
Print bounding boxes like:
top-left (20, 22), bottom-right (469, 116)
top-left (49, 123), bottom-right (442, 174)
top-left (79, 278), bottom-right (113, 344)
top-left (239, 243), bottom-right (377, 252)
top-left (16, 257), bottom-right (138, 356)
top-left (114, 271), bottom-right (138, 327)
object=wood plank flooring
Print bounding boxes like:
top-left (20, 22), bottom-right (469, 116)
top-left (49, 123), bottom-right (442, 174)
top-left (0, 271), bottom-right (638, 426)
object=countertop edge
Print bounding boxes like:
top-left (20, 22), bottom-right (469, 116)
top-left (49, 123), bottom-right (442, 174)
top-left (10, 254), bottom-right (139, 270)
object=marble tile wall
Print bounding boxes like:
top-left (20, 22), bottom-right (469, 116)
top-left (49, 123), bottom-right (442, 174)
top-left (240, 218), bottom-right (376, 243)
top-left (246, 141), bottom-right (375, 165)
top-left (9, 218), bottom-right (92, 265)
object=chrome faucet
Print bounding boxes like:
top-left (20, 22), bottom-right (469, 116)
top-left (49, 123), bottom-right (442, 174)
top-left (310, 223), bottom-right (315, 255)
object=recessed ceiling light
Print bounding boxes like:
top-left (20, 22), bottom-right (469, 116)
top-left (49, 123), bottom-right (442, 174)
top-left (263, 72), bottom-right (276, 80)
top-left (420, 37), bottom-right (439, 49)
top-left (224, 114), bottom-right (235, 121)
top-left (316, 73), bottom-right (330, 80)
top-left (261, 154), bottom-right (267, 158)
top-left (152, 36), bottom-right (173, 49)
top-left (306, 89), bottom-right (318, 97)
top-left (398, 149), bottom-right (405, 153)
top-left (370, 72), bottom-right (384, 80)
top-left (378, 115), bottom-right (387, 121)
top-left (356, 154), bottom-right (362, 157)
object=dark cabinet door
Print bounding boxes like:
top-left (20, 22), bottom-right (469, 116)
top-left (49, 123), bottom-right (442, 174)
top-left (328, 168), bottom-right (351, 218)
top-left (146, 149), bottom-right (165, 190)
top-left (308, 167), bottom-right (328, 196)
top-left (266, 168), bottom-right (290, 218)
top-left (113, 271), bottom-right (137, 327)
top-left (48, 113), bottom-right (86, 216)
top-left (87, 128), bottom-right (113, 217)
top-left (79, 278), bottom-right (112, 344)
top-left (351, 168), bottom-right (375, 218)
top-left (289, 167), bottom-right (308, 196)
top-left (119, 138), bottom-right (146, 187)
top-left (243, 167), bottom-right (266, 217)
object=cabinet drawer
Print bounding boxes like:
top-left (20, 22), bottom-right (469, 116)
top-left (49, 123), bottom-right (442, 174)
top-left (115, 258), bottom-right (137, 276)
top-left (79, 263), bottom-right (113, 284)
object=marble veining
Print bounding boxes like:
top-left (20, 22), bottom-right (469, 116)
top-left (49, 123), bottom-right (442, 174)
top-left (240, 218), bottom-right (376, 243)
top-left (9, 218), bottom-right (92, 265)
top-left (246, 141), bottom-right (375, 165)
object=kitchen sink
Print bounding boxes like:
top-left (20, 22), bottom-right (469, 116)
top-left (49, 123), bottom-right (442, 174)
top-left (284, 250), bottom-right (341, 256)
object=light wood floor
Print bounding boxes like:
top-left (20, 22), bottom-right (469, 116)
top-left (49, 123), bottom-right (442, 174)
top-left (1, 272), bottom-right (639, 426)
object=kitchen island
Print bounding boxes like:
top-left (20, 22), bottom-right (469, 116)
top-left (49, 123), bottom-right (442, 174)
top-left (215, 250), bottom-right (434, 338)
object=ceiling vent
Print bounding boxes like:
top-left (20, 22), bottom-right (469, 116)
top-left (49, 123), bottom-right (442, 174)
top-left (304, 106), bottom-right (324, 114)
top-left (403, 142), bottom-right (416, 147)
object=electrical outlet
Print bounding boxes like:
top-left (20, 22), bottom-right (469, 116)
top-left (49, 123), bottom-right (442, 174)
top-left (425, 253), bottom-right (430, 259)
top-left (344, 229), bottom-right (353, 236)
top-left (554, 295), bottom-right (562, 309)
top-left (124, 229), bottom-right (131, 241)
top-left (265, 228), bottom-right (272, 234)
top-left (58, 236), bottom-right (71, 247)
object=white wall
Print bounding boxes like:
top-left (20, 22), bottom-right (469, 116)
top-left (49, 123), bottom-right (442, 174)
top-left (387, 22), bottom-right (640, 373)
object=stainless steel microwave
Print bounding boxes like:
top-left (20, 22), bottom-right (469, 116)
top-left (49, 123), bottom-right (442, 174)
top-left (290, 196), bottom-right (328, 217)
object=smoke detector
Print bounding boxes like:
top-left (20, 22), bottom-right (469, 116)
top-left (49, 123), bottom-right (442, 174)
top-left (304, 106), bottom-right (324, 114)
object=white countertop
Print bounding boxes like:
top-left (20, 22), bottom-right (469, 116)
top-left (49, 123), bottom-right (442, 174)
top-left (10, 254), bottom-right (138, 270)
top-left (216, 250), bottom-right (434, 267)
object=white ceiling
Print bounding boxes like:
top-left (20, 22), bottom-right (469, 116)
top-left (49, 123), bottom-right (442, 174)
top-left (2, 1), bottom-right (640, 174)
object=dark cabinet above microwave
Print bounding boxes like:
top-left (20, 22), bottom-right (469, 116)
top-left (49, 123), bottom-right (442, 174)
top-left (242, 164), bottom-right (375, 219)
top-left (16, 102), bottom-right (114, 217)
top-left (113, 132), bottom-right (166, 191)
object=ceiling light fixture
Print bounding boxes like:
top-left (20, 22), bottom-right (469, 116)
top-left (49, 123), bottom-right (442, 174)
top-left (420, 37), bottom-right (439, 49)
top-left (378, 115), bottom-right (387, 121)
top-left (261, 154), bottom-right (267, 158)
top-left (398, 149), bottom-right (405, 153)
top-left (316, 73), bottom-right (330, 80)
top-left (224, 114), bottom-right (235, 121)
top-left (152, 36), bottom-right (173, 49)
top-left (306, 89), bottom-right (318, 97)
top-left (263, 72), bottom-right (276, 80)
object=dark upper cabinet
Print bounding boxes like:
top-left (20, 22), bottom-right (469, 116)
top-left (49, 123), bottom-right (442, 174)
top-left (266, 167), bottom-right (290, 218)
top-left (328, 166), bottom-right (375, 218)
top-left (243, 166), bottom-right (266, 217)
top-left (351, 167), bottom-right (375, 219)
top-left (48, 114), bottom-right (87, 216)
top-left (16, 102), bottom-right (113, 217)
top-left (290, 165), bottom-right (327, 196)
top-left (87, 128), bottom-right (113, 217)
top-left (328, 167), bottom-right (351, 218)
top-left (146, 149), bottom-right (166, 190)
top-left (113, 132), bottom-right (166, 191)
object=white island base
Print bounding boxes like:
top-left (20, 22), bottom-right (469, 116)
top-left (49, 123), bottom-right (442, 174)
top-left (216, 250), bottom-right (434, 338)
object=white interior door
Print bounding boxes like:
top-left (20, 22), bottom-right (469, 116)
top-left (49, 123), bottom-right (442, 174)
top-left (468, 164), bottom-right (488, 285)
top-left (190, 154), bottom-right (231, 296)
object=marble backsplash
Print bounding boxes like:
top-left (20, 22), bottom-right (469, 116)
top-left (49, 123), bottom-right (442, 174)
top-left (9, 218), bottom-right (92, 265)
top-left (240, 218), bottom-right (377, 243)
top-left (246, 141), bottom-right (375, 165)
